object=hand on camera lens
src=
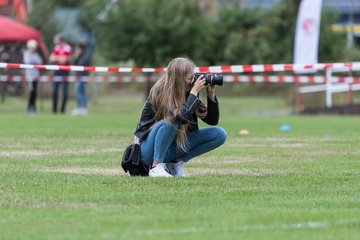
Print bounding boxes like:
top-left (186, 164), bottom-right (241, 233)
top-left (207, 84), bottom-right (216, 100)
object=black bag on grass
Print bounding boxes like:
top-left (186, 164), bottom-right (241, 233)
top-left (121, 143), bottom-right (149, 176)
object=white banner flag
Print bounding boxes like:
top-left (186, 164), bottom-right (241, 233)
top-left (293, 0), bottom-right (323, 74)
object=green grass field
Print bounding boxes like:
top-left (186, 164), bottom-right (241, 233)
top-left (1, 95), bottom-right (359, 240)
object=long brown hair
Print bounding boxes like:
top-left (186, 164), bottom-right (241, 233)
top-left (149, 57), bottom-right (204, 151)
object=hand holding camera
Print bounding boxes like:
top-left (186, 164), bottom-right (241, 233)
top-left (190, 74), bottom-right (206, 96)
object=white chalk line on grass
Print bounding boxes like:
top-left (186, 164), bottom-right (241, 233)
top-left (34, 166), bottom-right (287, 177)
top-left (122, 219), bottom-right (358, 237)
top-left (0, 148), bottom-right (120, 158)
top-left (49, 219), bottom-right (358, 239)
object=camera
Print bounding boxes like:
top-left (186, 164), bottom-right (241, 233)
top-left (193, 72), bottom-right (223, 86)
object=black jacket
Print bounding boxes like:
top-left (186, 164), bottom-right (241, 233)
top-left (133, 93), bottom-right (219, 142)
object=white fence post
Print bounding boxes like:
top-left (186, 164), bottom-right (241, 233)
top-left (325, 68), bottom-right (333, 108)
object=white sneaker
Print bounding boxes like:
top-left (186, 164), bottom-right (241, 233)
top-left (166, 161), bottom-right (186, 177)
top-left (71, 108), bottom-right (80, 116)
top-left (149, 163), bottom-right (173, 177)
top-left (71, 108), bottom-right (88, 116)
top-left (79, 108), bottom-right (88, 115)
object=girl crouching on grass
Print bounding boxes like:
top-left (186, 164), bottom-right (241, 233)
top-left (133, 57), bottom-right (227, 177)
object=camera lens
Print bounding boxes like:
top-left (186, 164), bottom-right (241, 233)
top-left (205, 74), bottom-right (223, 86)
top-left (213, 75), bottom-right (223, 86)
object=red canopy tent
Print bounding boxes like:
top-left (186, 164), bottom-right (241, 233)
top-left (0, 15), bottom-right (48, 59)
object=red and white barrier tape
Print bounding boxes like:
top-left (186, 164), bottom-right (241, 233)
top-left (2, 75), bottom-right (360, 84)
top-left (1, 62), bottom-right (360, 73)
top-left (0, 75), bottom-right (149, 83)
top-left (224, 75), bottom-right (360, 84)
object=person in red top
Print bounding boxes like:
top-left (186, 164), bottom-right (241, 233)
top-left (49, 33), bottom-right (72, 114)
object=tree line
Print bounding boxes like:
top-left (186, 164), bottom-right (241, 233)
top-left (28, 0), bottom-right (357, 68)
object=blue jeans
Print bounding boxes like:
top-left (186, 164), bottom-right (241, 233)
top-left (52, 71), bottom-right (69, 113)
top-left (140, 120), bottom-right (227, 166)
top-left (75, 79), bottom-right (87, 108)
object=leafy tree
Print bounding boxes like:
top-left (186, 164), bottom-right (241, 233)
top-left (264, 0), bottom-right (346, 63)
top-left (215, 0), bottom-right (346, 65)
top-left (80, 0), bottom-right (215, 67)
top-left (29, 0), bottom-right (349, 67)
top-left (318, 7), bottom-right (346, 62)
top-left (260, 0), bottom-right (300, 64)
top-left (28, 0), bottom-right (88, 49)
top-left (211, 4), bottom-right (267, 65)
top-left (27, 0), bottom-right (58, 48)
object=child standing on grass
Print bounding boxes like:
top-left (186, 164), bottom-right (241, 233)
top-left (133, 57), bottom-right (227, 177)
